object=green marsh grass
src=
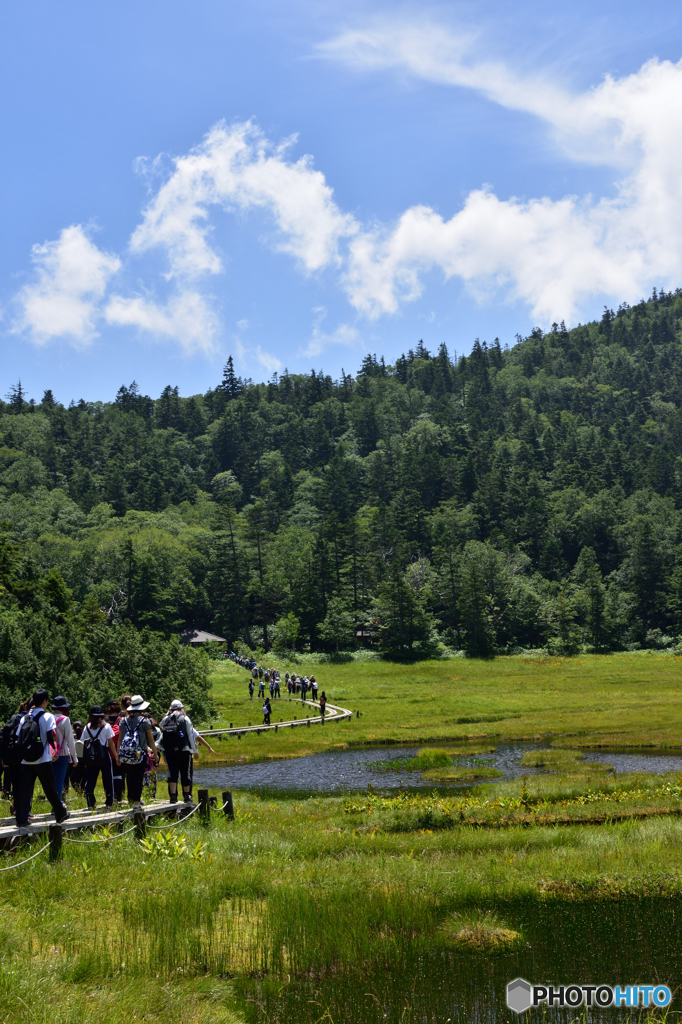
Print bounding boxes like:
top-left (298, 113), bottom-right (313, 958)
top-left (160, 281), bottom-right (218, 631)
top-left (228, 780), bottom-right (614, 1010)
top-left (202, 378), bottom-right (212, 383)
top-left (205, 652), bottom-right (682, 768)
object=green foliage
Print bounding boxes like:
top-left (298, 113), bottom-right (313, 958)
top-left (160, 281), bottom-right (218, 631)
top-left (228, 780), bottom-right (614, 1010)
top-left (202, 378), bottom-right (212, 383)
top-left (5, 290), bottom-right (682, 655)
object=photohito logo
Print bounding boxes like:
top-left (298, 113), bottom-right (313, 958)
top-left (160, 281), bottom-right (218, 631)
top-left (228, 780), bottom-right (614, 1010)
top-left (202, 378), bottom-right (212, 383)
top-left (506, 978), bottom-right (671, 1013)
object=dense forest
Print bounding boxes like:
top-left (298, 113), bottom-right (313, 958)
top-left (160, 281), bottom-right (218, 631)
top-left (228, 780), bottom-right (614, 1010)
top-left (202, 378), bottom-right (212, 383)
top-left (3, 288), bottom-right (682, 683)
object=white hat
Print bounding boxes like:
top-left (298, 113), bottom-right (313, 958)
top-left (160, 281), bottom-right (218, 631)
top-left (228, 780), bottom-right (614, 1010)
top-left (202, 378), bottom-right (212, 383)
top-left (129, 694), bottom-right (150, 711)
top-left (169, 699), bottom-right (184, 710)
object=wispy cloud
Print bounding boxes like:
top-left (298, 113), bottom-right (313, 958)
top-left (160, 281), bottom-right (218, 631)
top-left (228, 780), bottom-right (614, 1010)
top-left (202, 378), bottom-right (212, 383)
top-left (15, 225), bottom-right (120, 344)
top-left (304, 307), bottom-right (360, 357)
top-left (104, 289), bottom-right (219, 353)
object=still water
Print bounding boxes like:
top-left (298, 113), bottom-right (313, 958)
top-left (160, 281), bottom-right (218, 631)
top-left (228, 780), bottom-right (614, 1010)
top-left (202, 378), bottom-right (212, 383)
top-left (196, 744), bottom-right (682, 1022)
top-left (236, 899), bottom-right (682, 1023)
top-left (193, 742), bottom-right (682, 793)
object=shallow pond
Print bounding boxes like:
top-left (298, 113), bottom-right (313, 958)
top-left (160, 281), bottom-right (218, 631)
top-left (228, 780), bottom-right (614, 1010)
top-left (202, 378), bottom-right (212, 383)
top-left (237, 897), bottom-right (682, 1023)
top-left (193, 741), bottom-right (682, 793)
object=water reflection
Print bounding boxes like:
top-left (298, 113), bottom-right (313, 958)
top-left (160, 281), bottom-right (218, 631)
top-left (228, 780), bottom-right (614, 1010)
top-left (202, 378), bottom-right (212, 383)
top-left (193, 741), bottom-right (682, 793)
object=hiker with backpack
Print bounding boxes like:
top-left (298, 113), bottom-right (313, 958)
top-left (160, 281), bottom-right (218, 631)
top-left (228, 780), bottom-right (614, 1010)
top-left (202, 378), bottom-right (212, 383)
top-left (319, 691), bottom-right (327, 722)
top-left (1, 699), bottom-right (29, 815)
top-left (258, 675), bottom-right (265, 698)
top-left (159, 699), bottom-right (200, 804)
top-left (262, 697), bottom-right (271, 725)
top-left (81, 706), bottom-right (119, 809)
top-left (105, 700), bottom-right (125, 803)
top-left (248, 678), bottom-right (255, 701)
top-left (310, 676), bottom-right (318, 701)
top-left (50, 696), bottom-right (79, 802)
top-left (300, 677), bottom-right (308, 703)
top-left (69, 721), bottom-right (85, 792)
top-left (116, 694), bottom-right (159, 809)
top-left (14, 689), bottom-right (70, 828)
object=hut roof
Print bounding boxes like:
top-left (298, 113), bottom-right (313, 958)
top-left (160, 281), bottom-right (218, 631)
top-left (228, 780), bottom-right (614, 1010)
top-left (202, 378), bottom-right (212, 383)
top-left (180, 629), bottom-right (227, 644)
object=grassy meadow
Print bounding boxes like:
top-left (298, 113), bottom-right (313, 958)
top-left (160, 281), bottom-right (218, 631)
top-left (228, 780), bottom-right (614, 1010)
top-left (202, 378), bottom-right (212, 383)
top-left (2, 768), bottom-right (682, 1022)
top-left (203, 651), bottom-right (682, 766)
top-left (2, 652), bottom-right (682, 1023)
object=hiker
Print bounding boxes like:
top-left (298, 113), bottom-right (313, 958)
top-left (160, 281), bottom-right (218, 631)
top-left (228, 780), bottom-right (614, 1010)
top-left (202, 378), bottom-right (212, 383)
top-left (145, 718), bottom-right (163, 798)
top-left (274, 673), bottom-right (281, 698)
top-left (105, 700), bottom-right (124, 803)
top-left (248, 678), bottom-right (255, 701)
top-left (70, 721), bottom-right (85, 792)
top-left (319, 691), bottom-right (327, 722)
top-left (258, 676), bottom-right (265, 698)
top-left (81, 705), bottom-right (119, 810)
top-left (1, 699), bottom-right (29, 815)
top-left (258, 666), bottom-right (264, 680)
top-left (116, 694), bottom-right (159, 809)
top-left (14, 688), bottom-right (70, 828)
top-left (160, 699), bottom-right (215, 804)
top-left (51, 696), bottom-right (78, 802)
top-left (269, 676), bottom-right (275, 697)
top-left (301, 677), bottom-right (308, 703)
top-left (310, 677), bottom-right (318, 700)
top-left (262, 697), bottom-right (271, 725)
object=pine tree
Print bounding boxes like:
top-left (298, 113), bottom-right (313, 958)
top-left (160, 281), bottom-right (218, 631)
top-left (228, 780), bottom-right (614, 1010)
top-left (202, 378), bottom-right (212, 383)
top-left (221, 356), bottom-right (242, 399)
top-left (6, 380), bottom-right (26, 413)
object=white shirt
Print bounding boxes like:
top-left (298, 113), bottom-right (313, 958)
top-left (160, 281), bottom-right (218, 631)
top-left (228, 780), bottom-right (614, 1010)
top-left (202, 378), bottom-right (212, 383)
top-left (54, 715), bottom-right (78, 763)
top-left (82, 722), bottom-right (115, 746)
top-left (18, 708), bottom-right (56, 765)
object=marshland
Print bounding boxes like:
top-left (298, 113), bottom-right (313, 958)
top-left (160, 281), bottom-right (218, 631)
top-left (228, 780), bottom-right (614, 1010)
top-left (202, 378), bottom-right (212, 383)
top-left (3, 653), bottom-right (682, 1023)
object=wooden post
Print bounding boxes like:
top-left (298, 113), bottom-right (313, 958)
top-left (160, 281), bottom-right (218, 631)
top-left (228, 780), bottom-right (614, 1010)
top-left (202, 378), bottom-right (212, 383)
top-left (223, 790), bottom-right (234, 820)
top-left (48, 823), bottom-right (63, 862)
top-left (134, 810), bottom-right (146, 838)
top-left (198, 788), bottom-right (210, 823)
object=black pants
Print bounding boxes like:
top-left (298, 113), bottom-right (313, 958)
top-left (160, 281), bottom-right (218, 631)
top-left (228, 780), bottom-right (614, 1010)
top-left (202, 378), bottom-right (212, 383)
top-left (16, 762), bottom-right (67, 825)
top-left (165, 749), bottom-right (192, 788)
top-left (84, 751), bottom-right (115, 808)
top-left (123, 761), bottom-right (146, 802)
top-left (112, 762), bottom-right (124, 802)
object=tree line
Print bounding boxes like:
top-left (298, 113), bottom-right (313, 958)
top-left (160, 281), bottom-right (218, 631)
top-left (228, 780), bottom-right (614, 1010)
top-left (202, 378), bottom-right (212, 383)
top-left (3, 289), bottom-right (682, 662)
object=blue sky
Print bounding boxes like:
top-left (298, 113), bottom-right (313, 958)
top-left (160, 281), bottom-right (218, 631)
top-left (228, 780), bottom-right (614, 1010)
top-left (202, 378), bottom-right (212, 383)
top-left (2, 0), bottom-right (682, 403)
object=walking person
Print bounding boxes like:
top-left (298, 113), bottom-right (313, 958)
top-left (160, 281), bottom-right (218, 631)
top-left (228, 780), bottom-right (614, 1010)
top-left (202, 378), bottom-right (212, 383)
top-left (81, 706), bottom-right (119, 809)
top-left (1, 700), bottom-right (29, 815)
top-left (51, 696), bottom-right (79, 802)
top-left (311, 677), bottom-right (318, 701)
top-left (319, 691), bottom-right (327, 723)
top-left (116, 695), bottom-right (159, 809)
top-left (274, 673), bottom-right (281, 698)
top-left (69, 722), bottom-right (85, 792)
top-left (262, 697), bottom-right (272, 725)
top-left (258, 675), bottom-right (265, 698)
top-left (14, 689), bottom-right (70, 827)
top-left (105, 701), bottom-right (125, 803)
top-left (301, 677), bottom-right (308, 703)
top-left (248, 678), bottom-right (255, 701)
top-left (160, 699), bottom-right (214, 804)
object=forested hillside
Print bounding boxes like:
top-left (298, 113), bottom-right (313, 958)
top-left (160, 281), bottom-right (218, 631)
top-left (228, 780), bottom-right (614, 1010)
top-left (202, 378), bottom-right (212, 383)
top-left (3, 288), bottom-right (682, 664)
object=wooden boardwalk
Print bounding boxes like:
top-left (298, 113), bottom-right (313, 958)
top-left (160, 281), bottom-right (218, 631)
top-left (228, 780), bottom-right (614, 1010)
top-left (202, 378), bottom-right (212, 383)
top-left (0, 799), bottom-right (195, 843)
top-left (198, 697), bottom-right (354, 738)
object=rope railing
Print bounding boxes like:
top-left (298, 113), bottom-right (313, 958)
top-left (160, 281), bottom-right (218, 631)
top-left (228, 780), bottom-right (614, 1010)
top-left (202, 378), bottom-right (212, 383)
top-left (146, 802), bottom-right (201, 829)
top-left (64, 823), bottom-right (138, 844)
top-left (0, 841), bottom-right (50, 871)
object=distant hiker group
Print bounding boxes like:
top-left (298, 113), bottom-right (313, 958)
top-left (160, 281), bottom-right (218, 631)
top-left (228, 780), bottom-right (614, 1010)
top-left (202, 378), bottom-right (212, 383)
top-left (229, 654), bottom-right (326, 725)
top-left (0, 689), bottom-right (217, 828)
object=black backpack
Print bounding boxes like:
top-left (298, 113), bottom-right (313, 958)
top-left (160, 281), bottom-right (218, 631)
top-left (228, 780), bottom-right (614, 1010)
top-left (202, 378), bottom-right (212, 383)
top-left (17, 710), bottom-right (46, 762)
top-left (1, 713), bottom-right (23, 766)
top-left (82, 726), bottom-right (105, 768)
top-left (162, 713), bottom-right (187, 754)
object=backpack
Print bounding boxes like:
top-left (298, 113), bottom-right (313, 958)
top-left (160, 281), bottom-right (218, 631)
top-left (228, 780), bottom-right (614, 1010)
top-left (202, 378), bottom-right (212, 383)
top-left (49, 714), bottom-right (66, 762)
top-left (118, 719), bottom-right (144, 765)
top-left (161, 713), bottom-right (187, 755)
top-left (1, 713), bottom-right (23, 766)
top-left (17, 710), bottom-right (47, 762)
top-left (82, 726), bottom-right (105, 768)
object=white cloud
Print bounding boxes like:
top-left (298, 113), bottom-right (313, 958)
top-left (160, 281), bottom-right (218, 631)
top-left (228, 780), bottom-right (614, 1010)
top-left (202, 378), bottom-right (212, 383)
top-left (256, 345), bottom-right (282, 373)
top-left (16, 225), bottom-right (120, 344)
top-left (305, 307), bottom-right (360, 357)
top-left (130, 120), bottom-right (358, 279)
top-left (104, 290), bottom-right (218, 354)
top-left (321, 25), bottom-right (682, 322)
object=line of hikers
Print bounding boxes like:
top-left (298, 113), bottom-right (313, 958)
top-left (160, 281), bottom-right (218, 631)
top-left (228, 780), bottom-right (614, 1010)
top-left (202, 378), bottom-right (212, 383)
top-left (228, 654), bottom-right (327, 725)
top-left (0, 688), bottom-right (217, 828)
